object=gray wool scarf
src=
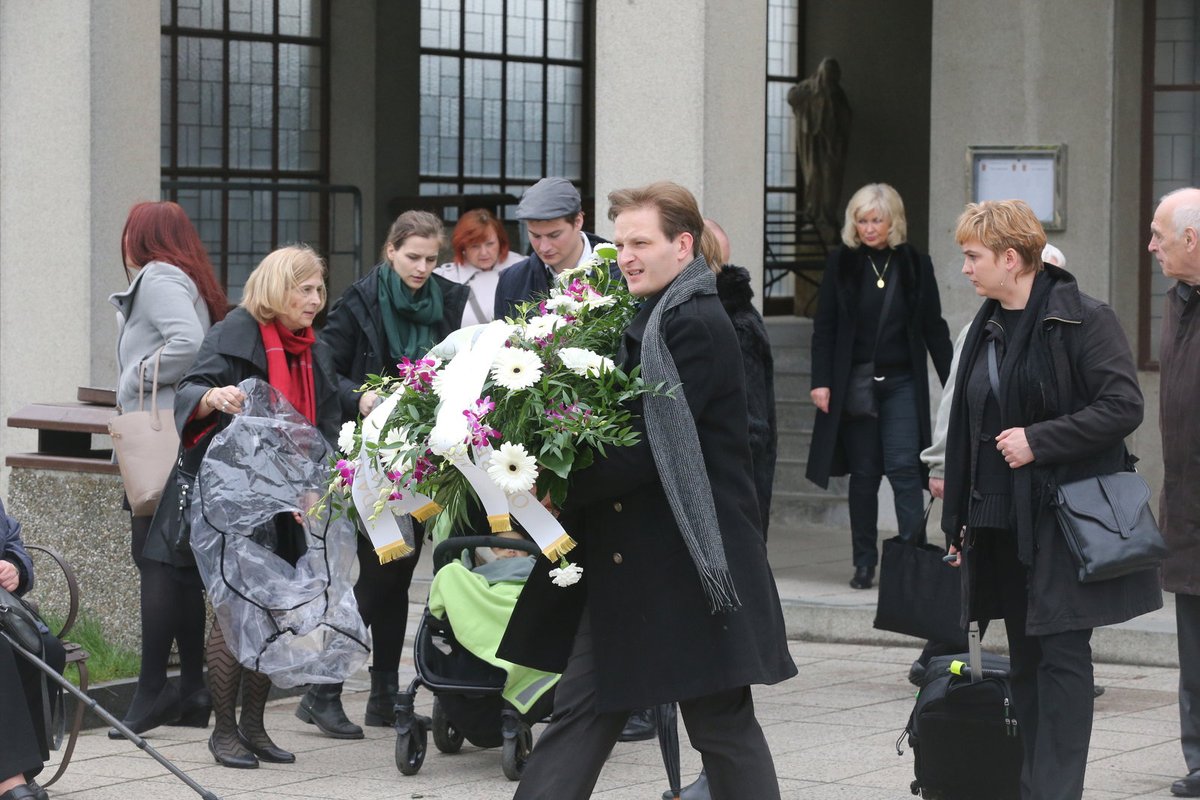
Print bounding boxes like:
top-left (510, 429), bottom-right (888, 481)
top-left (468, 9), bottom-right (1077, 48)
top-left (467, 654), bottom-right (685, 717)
top-left (640, 255), bottom-right (741, 614)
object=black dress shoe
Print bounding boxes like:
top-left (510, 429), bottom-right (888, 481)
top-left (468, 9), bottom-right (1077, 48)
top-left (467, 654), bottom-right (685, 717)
top-left (617, 707), bottom-right (656, 742)
top-left (107, 682), bottom-right (181, 739)
top-left (1172, 769), bottom-right (1200, 797)
top-left (849, 565), bottom-right (875, 589)
top-left (208, 732), bottom-right (258, 769)
top-left (662, 769), bottom-right (710, 800)
top-left (237, 729), bottom-right (295, 764)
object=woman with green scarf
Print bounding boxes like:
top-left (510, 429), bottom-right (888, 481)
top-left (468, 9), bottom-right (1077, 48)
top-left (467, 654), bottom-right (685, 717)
top-left (297, 210), bottom-right (467, 739)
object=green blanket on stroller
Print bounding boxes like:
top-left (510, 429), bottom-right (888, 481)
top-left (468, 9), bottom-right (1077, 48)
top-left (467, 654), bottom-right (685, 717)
top-left (427, 557), bottom-right (560, 715)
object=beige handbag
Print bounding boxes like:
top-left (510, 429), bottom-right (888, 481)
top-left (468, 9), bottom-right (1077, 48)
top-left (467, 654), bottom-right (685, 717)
top-left (109, 348), bottom-right (180, 517)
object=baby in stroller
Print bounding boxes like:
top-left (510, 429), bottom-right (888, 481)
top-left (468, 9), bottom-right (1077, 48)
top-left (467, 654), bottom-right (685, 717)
top-left (392, 530), bottom-right (558, 780)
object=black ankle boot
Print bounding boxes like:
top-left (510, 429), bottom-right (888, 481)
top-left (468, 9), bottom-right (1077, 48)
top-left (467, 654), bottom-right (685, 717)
top-left (295, 682), bottom-right (364, 739)
top-left (107, 681), bottom-right (181, 739)
top-left (0, 784), bottom-right (43, 800)
top-left (850, 565), bottom-right (875, 589)
top-left (364, 669), bottom-right (399, 727)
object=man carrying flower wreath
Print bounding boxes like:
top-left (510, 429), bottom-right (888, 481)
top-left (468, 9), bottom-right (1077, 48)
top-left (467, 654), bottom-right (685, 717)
top-left (499, 181), bottom-right (797, 800)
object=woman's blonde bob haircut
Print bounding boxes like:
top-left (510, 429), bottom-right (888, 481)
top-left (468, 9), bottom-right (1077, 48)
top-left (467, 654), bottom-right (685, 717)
top-left (240, 244), bottom-right (327, 324)
top-left (954, 200), bottom-right (1047, 275)
top-left (841, 183), bottom-right (907, 249)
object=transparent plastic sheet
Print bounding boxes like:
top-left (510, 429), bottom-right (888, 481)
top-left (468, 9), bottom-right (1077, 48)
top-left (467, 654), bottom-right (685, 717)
top-left (190, 378), bottom-right (370, 687)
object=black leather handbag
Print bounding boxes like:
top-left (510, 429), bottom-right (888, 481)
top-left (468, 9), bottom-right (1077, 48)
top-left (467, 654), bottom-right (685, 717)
top-left (1053, 472), bottom-right (1166, 583)
top-left (842, 274), bottom-right (897, 420)
top-left (0, 583), bottom-right (45, 656)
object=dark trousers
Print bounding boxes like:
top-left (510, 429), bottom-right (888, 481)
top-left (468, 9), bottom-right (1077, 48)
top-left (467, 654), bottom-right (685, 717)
top-left (1178, 593), bottom-right (1200, 774)
top-left (841, 372), bottom-right (926, 568)
top-left (514, 613), bottom-right (780, 800)
top-left (0, 631), bottom-right (65, 782)
top-left (981, 530), bottom-right (1093, 800)
top-left (354, 528), bottom-right (423, 673)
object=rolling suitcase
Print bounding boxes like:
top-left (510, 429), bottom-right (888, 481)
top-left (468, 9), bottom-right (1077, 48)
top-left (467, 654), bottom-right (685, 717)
top-left (903, 623), bottom-right (1023, 799)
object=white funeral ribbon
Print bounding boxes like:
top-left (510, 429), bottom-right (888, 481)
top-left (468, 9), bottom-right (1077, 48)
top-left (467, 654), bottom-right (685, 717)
top-left (352, 389), bottom-right (439, 563)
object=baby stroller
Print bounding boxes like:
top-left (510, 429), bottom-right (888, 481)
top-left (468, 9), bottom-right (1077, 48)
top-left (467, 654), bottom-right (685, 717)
top-left (393, 535), bottom-right (558, 780)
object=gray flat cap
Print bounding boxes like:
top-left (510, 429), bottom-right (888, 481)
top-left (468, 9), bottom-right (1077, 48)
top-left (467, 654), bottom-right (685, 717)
top-left (516, 177), bottom-right (582, 220)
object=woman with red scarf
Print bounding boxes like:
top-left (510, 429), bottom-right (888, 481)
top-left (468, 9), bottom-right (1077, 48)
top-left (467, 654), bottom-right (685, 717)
top-left (148, 245), bottom-right (339, 769)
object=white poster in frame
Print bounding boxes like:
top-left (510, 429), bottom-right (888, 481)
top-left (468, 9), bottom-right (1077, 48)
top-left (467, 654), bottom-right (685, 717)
top-left (966, 145), bottom-right (1067, 231)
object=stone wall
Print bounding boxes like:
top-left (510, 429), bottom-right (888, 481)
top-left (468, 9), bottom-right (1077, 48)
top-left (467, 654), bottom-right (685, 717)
top-left (7, 468), bottom-right (141, 650)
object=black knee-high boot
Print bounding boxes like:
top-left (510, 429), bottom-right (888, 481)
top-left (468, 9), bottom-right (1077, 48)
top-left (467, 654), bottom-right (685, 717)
top-left (205, 621), bottom-right (257, 769)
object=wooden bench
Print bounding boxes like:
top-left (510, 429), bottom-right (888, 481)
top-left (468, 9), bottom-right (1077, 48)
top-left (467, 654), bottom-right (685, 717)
top-left (6, 387), bottom-right (118, 474)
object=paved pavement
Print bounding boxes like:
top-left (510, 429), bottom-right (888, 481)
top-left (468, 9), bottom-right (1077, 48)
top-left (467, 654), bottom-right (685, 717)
top-left (37, 525), bottom-right (1188, 799)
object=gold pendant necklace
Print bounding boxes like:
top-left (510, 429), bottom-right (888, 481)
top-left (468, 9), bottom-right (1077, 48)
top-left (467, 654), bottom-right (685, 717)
top-left (868, 253), bottom-right (892, 289)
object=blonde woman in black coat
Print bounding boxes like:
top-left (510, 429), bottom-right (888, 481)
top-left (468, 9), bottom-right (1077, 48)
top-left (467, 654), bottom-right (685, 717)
top-left (943, 201), bottom-right (1161, 799)
top-left (807, 184), bottom-right (953, 589)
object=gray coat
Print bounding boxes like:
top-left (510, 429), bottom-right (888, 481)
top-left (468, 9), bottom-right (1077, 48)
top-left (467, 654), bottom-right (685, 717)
top-left (1160, 283), bottom-right (1200, 595)
top-left (110, 261), bottom-right (211, 415)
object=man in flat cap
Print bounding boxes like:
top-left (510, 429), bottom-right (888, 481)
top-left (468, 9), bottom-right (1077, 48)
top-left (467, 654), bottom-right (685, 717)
top-left (493, 177), bottom-right (610, 320)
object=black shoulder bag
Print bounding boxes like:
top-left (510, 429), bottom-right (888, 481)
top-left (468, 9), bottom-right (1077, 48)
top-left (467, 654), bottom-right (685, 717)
top-left (986, 340), bottom-right (1166, 582)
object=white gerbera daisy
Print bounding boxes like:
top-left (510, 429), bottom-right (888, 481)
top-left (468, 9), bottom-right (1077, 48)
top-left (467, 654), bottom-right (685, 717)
top-left (557, 347), bottom-right (615, 377)
top-left (491, 348), bottom-right (543, 391)
top-left (523, 313), bottom-right (566, 341)
top-left (593, 242), bottom-right (618, 262)
top-left (337, 420), bottom-right (357, 455)
top-left (486, 441), bottom-right (539, 494)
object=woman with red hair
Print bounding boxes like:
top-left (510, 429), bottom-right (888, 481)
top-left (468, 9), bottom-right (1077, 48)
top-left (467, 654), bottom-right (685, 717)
top-left (435, 208), bottom-right (523, 325)
top-left (107, 200), bottom-right (227, 739)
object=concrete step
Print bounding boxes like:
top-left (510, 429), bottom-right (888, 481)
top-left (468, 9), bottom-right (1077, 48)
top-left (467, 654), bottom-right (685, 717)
top-left (776, 397), bottom-right (816, 430)
top-left (763, 316), bottom-right (810, 346)
top-left (770, 487), bottom-right (851, 528)
top-left (771, 345), bottom-right (811, 374)
top-left (773, 456), bottom-right (848, 494)
top-left (773, 369), bottom-right (808, 400)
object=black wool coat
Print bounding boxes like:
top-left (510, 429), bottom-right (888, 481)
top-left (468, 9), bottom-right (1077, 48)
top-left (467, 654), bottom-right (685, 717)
top-left (942, 265), bottom-right (1162, 636)
top-left (143, 307), bottom-right (340, 567)
top-left (806, 243), bottom-right (953, 488)
top-left (497, 289), bottom-right (797, 713)
top-left (492, 232), bottom-right (610, 321)
top-left (717, 264), bottom-right (777, 538)
top-left (320, 264), bottom-right (467, 422)
top-left (1159, 284), bottom-right (1200, 596)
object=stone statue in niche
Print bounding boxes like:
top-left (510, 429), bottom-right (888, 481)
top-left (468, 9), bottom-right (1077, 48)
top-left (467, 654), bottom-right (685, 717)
top-left (788, 57), bottom-right (852, 228)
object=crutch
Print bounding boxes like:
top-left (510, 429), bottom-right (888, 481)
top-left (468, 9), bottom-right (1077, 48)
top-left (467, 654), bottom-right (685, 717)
top-left (1, 631), bottom-right (222, 800)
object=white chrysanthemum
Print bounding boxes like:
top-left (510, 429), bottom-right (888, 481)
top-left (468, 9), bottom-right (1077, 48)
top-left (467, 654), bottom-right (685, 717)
top-left (485, 441), bottom-right (539, 494)
top-left (379, 426), bottom-right (413, 472)
top-left (549, 562), bottom-right (584, 587)
top-left (557, 347), bottom-right (615, 377)
top-left (544, 294), bottom-right (582, 316)
top-left (337, 420), bottom-right (357, 455)
top-left (491, 348), bottom-right (543, 391)
top-left (523, 313), bottom-right (566, 341)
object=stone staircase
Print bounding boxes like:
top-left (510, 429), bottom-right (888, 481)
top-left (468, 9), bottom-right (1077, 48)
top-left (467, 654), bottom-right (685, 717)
top-left (764, 316), bottom-right (850, 530)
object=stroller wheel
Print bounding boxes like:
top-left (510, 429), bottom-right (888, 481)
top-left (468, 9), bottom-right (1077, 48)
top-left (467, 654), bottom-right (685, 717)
top-left (501, 720), bottom-right (533, 781)
top-left (432, 698), bottom-right (464, 754)
top-left (395, 726), bottom-right (428, 776)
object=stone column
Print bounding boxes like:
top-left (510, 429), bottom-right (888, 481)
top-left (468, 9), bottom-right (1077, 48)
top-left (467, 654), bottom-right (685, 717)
top-left (0, 0), bottom-right (160, 488)
top-left (594, 0), bottom-right (767, 302)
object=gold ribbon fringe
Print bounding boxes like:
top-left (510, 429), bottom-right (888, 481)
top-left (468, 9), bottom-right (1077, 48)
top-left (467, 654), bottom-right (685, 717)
top-left (411, 501), bottom-right (443, 523)
top-left (488, 513), bottom-right (514, 533)
top-left (541, 533), bottom-right (577, 562)
top-left (375, 539), bottom-right (414, 564)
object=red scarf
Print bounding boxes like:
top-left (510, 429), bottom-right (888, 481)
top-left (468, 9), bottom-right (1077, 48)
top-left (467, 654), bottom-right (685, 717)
top-left (259, 320), bottom-right (317, 425)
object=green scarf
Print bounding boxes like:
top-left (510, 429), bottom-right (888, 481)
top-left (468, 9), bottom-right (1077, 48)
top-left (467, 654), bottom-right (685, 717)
top-left (377, 265), bottom-right (444, 361)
